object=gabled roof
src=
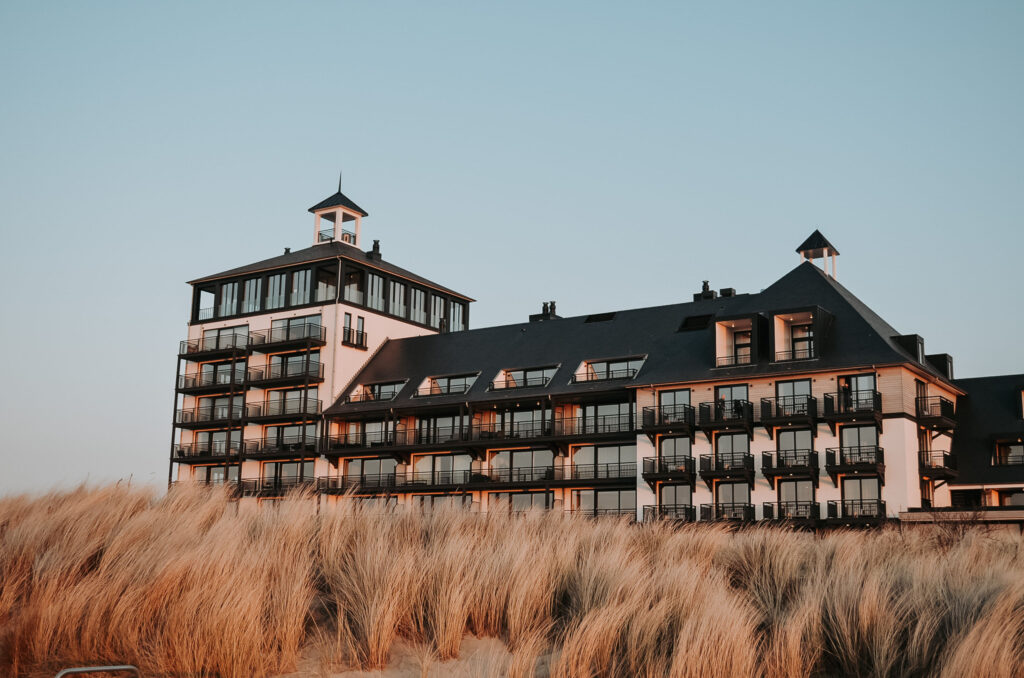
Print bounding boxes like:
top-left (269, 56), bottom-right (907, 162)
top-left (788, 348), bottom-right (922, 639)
top-left (308, 190), bottom-right (368, 216)
top-left (951, 374), bottom-right (1024, 485)
top-left (187, 240), bottom-right (473, 300)
top-left (796, 229), bottom-right (839, 256)
top-left (325, 261), bottom-right (953, 416)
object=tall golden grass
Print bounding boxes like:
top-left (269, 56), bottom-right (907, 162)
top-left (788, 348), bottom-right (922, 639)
top-left (2, 484), bottom-right (1024, 677)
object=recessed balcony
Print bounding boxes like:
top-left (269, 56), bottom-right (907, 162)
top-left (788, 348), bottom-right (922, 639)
top-left (916, 396), bottom-right (956, 431)
top-left (485, 465), bottom-right (560, 486)
top-left (643, 504), bottom-right (695, 522)
top-left (715, 355), bottom-right (753, 368)
top-left (396, 469), bottom-right (475, 491)
top-left (239, 477), bottom-right (316, 498)
top-left (774, 347), bottom-right (816, 362)
top-left (178, 334), bottom-right (248, 361)
top-left (244, 398), bottom-right (322, 424)
top-left (641, 455), bottom-right (695, 487)
top-left (246, 361), bottom-right (325, 388)
top-left (919, 450), bottom-right (958, 481)
top-left (176, 371), bottom-right (245, 395)
top-left (762, 501), bottom-right (820, 524)
top-left (698, 400), bottom-right (754, 438)
top-left (826, 499), bottom-right (887, 525)
top-left (641, 404), bottom-right (695, 438)
top-left (174, 404), bottom-right (245, 429)
top-left (566, 506), bottom-right (636, 519)
top-left (243, 435), bottom-right (318, 459)
top-left (172, 442), bottom-right (241, 461)
top-left (317, 473), bottom-right (397, 495)
top-left (759, 396), bottom-right (817, 433)
top-left (248, 324), bottom-right (327, 353)
top-left (761, 449), bottom-right (818, 485)
top-left (699, 503), bottom-right (755, 521)
top-left (699, 453), bottom-right (755, 489)
top-left (824, 446), bottom-right (885, 485)
top-left (822, 391), bottom-right (882, 431)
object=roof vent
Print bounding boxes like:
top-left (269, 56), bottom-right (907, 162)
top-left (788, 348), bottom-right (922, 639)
top-left (720, 288), bottom-right (736, 298)
top-left (692, 280), bottom-right (718, 302)
top-left (584, 312), bottom-right (616, 323)
top-left (529, 300), bottom-right (561, 322)
top-left (678, 314), bottom-right (713, 331)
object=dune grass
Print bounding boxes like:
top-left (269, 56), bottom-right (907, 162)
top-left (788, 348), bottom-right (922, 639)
top-left (1, 484), bottom-right (1023, 677)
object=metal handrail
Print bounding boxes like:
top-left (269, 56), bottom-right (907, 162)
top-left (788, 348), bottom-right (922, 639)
top-left (763, 501), bottom-right (820, 520)
top-left (175, 405), bottom-right (245, 424)
top-left (643, 504), bottom-right (695, 521)
top-left (341, 327), bottom-right (368, 347)
top-left (699, 453), bottom-right (754, 473)
top-left (642, 455), bottom-right (694, 475)
top-left (824, 390), bottom-right (882, 415)
top-left (249, 324), bottom-right (326, 346)
top-left (825, 446), bottom-right (884, 465)
top-left (243, 436), bottom-right (318, 455)
top-left (828, 499), bottom-right (886, 519)
top-left (760, 395), bottom-right (817, 419)
top-left (641, 403), bottom-right (695, 428)
top-left (700, 503), bottom-right (754, 521)
top-left (246, 361), bottom-right (324, 382)
top-left (919, 450), bottom-right (956, 469)
top-left (916, 395), bottom-right (955, 419)
top-left (762, 449), bottom-right (817, 470)
top-left (774, 347), bottom-right (816, 362)
top-left (179, 333), bottom-right (248, 355)
top-left (492, 374), bottom-right (552, 389)
top-left (571, 367), bottom-right (638, 383)
top-left (715, 354), bottom-right (753, 367)
top-left (178, 371), bottom-right (245, 389)
top-left (245, 399), bottom-right (322, 418)
top-left (698, 399), bottom-right (754, 425)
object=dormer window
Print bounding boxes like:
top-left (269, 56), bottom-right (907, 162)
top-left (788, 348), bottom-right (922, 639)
top-left (416, 373), bottom-right (478, 396)
top-left (715, 318), bottom-right (753, 367)
top-left (573, 357), bottom-right (644, 383)
top-left (493, 366), bottom-right (557, 390)
top-left (348, 380), bottom-right (405, 403)
top-left (773, 311), bottom-right (816, 361)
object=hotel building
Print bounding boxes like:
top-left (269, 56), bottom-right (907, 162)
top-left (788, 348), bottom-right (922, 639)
top-left (171, 188), bottom-right (1024, 526)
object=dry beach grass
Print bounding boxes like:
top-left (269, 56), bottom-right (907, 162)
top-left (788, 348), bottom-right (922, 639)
top-left (1, 484), bottom-right (1024, 677)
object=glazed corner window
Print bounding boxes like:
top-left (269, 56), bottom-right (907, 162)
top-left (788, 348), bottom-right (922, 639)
top-left (410, 288), bottom-right (427, 323)
top-left (418, 373), bottom-right (477, 396)
top-left (315, 265), bottom-right (337, 302)
top-left (993, 443), bottom-right (1024, 466)
top-left (218, 281), bottom-right (238, 317)
top-left (449, 301), bottom-right (466, 332)
top-left (366, 273), bottom-right (385, 311)
top-left (715, 318), bottom-right (753, 367)
top-left (575, 357), bottom-right (644, 382)
top-left (242, 278), bottom-right (262, 313)
top-left (196, 287), bottom-right (216, 320)
top-left (389, 281), bottom-right (407, 318)
top-left (267, 273), bottom-right (286, 310)
top-left (343, 269), bottom-right (365, 305)
top-left (290, 269), bottom-right (311, 306)
top-left (430, 295), bottom-right (446, 329)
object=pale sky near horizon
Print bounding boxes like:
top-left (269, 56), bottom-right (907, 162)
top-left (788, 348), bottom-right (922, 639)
top-left (0, 1), bottom-right (1022, 495)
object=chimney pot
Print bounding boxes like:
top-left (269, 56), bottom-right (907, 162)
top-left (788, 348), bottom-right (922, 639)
top-left (284, 247), bottom-right (291, 254)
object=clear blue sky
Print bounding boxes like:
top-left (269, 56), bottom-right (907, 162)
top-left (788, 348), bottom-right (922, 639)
top-left (0, 1), bottom-right (1021, 494)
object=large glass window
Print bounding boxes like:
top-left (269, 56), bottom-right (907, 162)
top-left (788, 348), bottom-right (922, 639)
top-left (262, 460), bottom-right (315, 483)
top-left (715, 432), bottom-right (749, 466)
top-left (490, 449), bottom-right (555, 482)
top-left (366, 273), bottom-right (385, 311)
top-left (218, 282), bottom-right (238, 317)
top-left (271, 314), bottom-right (322, 341)
top-left (266, 387), bottom-right (318, 417)
top-left (194, 465), bottom-right (239, 484)
top-left (791, 324), bottom-right (814, 359)
top-left (450, 301), bottom-right (466, 331)
top-left (194, 429), bottom-right (241, 455)
top-left (571, 489), bottom-right (635, 515)
top-left (199, 360), bottom-right (246, 386)
top-left (410, 288), bottom-right (427, 323)
top-left (243, 278), bottom-right (262, 313)
top-left (572, 444), bottom-right (635, 479)
top-left (497, 366), bottom-right (557, 390)
top-left (267, 273), bottom-right (286, 310)
top-left (578, 401), bottom-right (631, 433)
top-left (345, 457), bottom-right (397, 481)
top-left (580, 357), bottom-right (644, 381)
top-left (716, 481), bottom-right (750, 505)
top-left (413, 453), bottom-right (473, 484)
top-left (430, 295), bottom-right (446, 329)
top-left (343, 269), bottom-right (365, 305)
top-left (659, 436), bottom-right (691, 463)
top-left (266, 423), bottom-right (317, 450)
top-left (421, 374), bottom-right (477, 396)
top-left (713, 384), bottom-right (749, 419)
top-left (389, 280), bottom-right (407, 318)
top-left (658, 388), bottom-right (690, 408)
top-left (779, 479), bottom-right (814, 504)
top-left (840, 425), bottom-right (878, 463)
top-left (490, 491), bottom-right (552, 513)
top-left (416, 415), bottom-right (463, 444)
top-left (269, 351), bottom-right (320, 378)
top-left (201, 325), bottom-right (248, 351)
top-left (660, 484), bottom-right (691, 506)
top-left (841, 477), bottom-right (881, 516)
top-left (197, 394), bottom-right (243, 420)
top-left (290, 269), bottom-right (311, 306)
top-left (994, 443), bottom-right (1024, 466)
top-left (315, 265), bottom-right (337, 302)
top-left (775, 379), bottom-right (812, 415)
top-left (412, 494), bottom-right (474, 513)
top-left (839, 374), bottom-right (877, 409)
top-left (777, 429), bottom-right (813, 466)
top-left (733, 330), bottom-right (752, 364)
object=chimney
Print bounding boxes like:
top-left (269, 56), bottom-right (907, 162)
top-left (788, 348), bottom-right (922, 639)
top-left (529, 300), bottom-right (562, 322)
top-left (367, 240), bottom-right (382, 261)
top-left (720, 288), bottom-right (736, 298)
top-left (284, 247), bottom-right (291, 254)
top-left (693, 280), bottom-right (718, 302)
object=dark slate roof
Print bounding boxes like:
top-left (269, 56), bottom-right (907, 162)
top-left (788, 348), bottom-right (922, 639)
top-left (325, 262), bottom-right (952, 416)
top-left (951, 375), bottom-right (1024, 485)
top-left (308, 190), bottom-right (368, 216)
top-left (796, 229), bottom-right (839, 256)
top-left (187, 240), bottom-right (473, 300)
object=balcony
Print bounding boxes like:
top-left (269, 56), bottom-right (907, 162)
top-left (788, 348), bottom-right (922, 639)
top-left (643, 504), bottom-right (695, 522)
top-left (174, 404), bottom-right (245, 429)
top-left (176, 371), bottom-right (245, 395)
top-left (822, 391), bottom-right (882, 432)
top-left (178, 334), bottom-right (249, 361)
top-left (762, 501), bottom-right (820, 524)
top-left (486, 465), bottom-right (559, 486)
top-left (571, 367), bottom-right (639, 383)
top-left (826, 499), bottom-right (887, 525)
top-left (825, 446), bottom-right (885, 485)
top-left (491, 374), bottom-right (552, 390)
top-left (699, 454), bottom-right (755, 489)
top-left (415, 383), bottom-right (472, 397)
top-left (244, 398), bottom-right (322, 424)
top-left (641, 404), bottom-right (695, 438)
top-left (699, 503), bottom-right (755, 521)
top-left (697, 400), bottom-right (754, 439)
top-left (641, 455), bottom-right (695, 487)
top-left (553, 413), bottom-right (634, 438)
top-left (317, 473), bottom-right (397, 495)
top-left (759, 396), bottom-right (817, 433)
top-left (396, 469), bottom-right (476, 490)
top-left (239, 477), bottom-right (316, 498)
top-left (761, 449), bottom-right (818, 485)
top-left (248, 324), bottom-right (327, 353)
top-left (568, 462), bottom-right (637, 483)
top-left (243, 435), bottom-right (318, 459)
top-left (919, 450), bottom-right (958, 481)
top-left (774, 346), bottom-right (816, 362)
top-left (246, 361), bottom-right (325, 388)
top-left (341, 327), bottom-right (368, 349)
top-left (172, 479), bottom-right (240, 495)
top-left (715, 355), bottom-right (753, 368)
top-left (318, 228), bottom-right (356, 244)
top-left (172, 442), bottom-right (241, 461)
top-left (566, 506), bottom-right (636, 519)
top-left (916, 396), bottom-right (956, 431)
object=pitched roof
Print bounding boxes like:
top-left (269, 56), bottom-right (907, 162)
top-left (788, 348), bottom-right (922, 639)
top-left (951, 374), bottom-right (1024, 485)
top-left (187, 240), bottom-right (473, 300)
top-left (325, 261), bottom-right (953, 415)
top-left (308, 190), bottom-right (368, 216)
top-left (796, 229), bottom-right (839, 256)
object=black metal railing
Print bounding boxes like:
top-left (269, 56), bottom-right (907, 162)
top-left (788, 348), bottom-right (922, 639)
top-left (715, 354), bottom-right (753, 367)
top-left (700, 503), bottom-right (755, 521)
top-left (415, 382), bottom-right (473, 396)
top-left (243, 436), bottom-right (318, 456)
top-left (566, 506), bottom-right (636, 518)
top-left (826, 446), bottom-right (884, 466)
top-left (569, 462), bottom-right (637, 480)
top-left (642, 455), bottom-right (695, 476)
top-left (916, 396), bottom-right (955, 421)
top-left (641, 403), bottom-right (695, 428)
top-left (173, 442), bottom-right (241, 458)
top-left (397, 470), bottom-right (474, 487)
top-left (492, 374), bottom-right (552, 389)
top-left (197, 307), bottom-right (215, 321)
top-left (249, 324), bottom-right (326, 347)
top-left (643, 504), bottom-right (695, 522)
top-left (823, 390), bottom-right (882, 416)
top-left (246, 361), bottom-right (324, 383)
top-left (774, 346), bottom-right (816, 362)
top-left (179, 333), bottom-right (248, 356)
top-left (487, 465), bottom-right (559, 483)
top-left (571, 367), bottom-right (638, 383)
top-left (763, 501), bottom-right (820, 520)
top-left (240, 477), bottom-right (316, 496)
top-left (346, 388), bottom-right (401, 403)
top-left (245, 398), bottom-right (322, 419)
top-left (318, 474), bottom-right (397, 492)
top-left (317, 229), bottom-right (333, 242)
top-left (698, 400), bottom-right (754, 426)
top-left (341, 327), bottom-right (368, 348)
top-left (175, 404), bottom-right (245, 425)
top-left (920, 450), bottom-right (957, 470)
top-left (555, 413), bottom-right (634, 435)
top-left (699, 453), bottom-right (754, 473)
top-left (177, 371), bottom-right (245, 390)
top-left (762, 449), bottom-right (817, 472)
top-left (760, 395), bottom-right (817, 420)
top-left (827, 499), bottom-right (886, 520)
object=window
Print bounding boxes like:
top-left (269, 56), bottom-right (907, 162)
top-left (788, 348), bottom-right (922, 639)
top-left (490, 491), bottom-right (553, 513)
top-left (495, 366), bottom-right (557, 389)
top-left (413, 453), bottom-right (473, 484)
top-left (218, 282), bottom-right (238, 317)
top-left (715, 432), bottom-right (749, 466)
top-left (352, 381), bottom-right (404, 402)
top-left (659, 436), bottom-right (691, 463)
top-left (715, 318), bottom-right (754, 366)
top-left (194, 465), bottom-right (239, 484)
top-left (791, 325), bottom-right (814, 359)
top-left (572, 444), bottom-right (635, 479)
top-left (412, 494), bottom-right (474, 513)
top-left (775, 380), bottom-right (811, 415)
top-left (713, 384), bottom-right (749, 420)
top-left (660, 484), bottom-right (691, 506)
top-left (490, 449), bottom-right (555, 482)
top-left (343, 268), bottom-right (365, 305)
top-left (733, 330), bottom-right (751, 364)
top-left (577, 401), bottom-right (631, 434)
top-left (777, 429), bottom-right (813, 466)
top-left (200, 325), bottom-right (248, 351)
top-left (410, 288), bottom-right (427, 323)
top-left (416, 415), bottom-right (464, 444)
top-left (419, 374), bottom-right (477, 396)
top-left (716, 482), bottom-right (750, 505)
top-left (243, 278), bottom-right (262, 313)
top-left (290, 269), bottom-right (311, 306)
top-left (265, 387), bottom-right (318, 417)
top-left (658, 389), bottom-right (690, 408)
top-left (450, 301), bottom-right (466, 331)
top-left (198, 360), bottom-right (246, 386)
top-left (262, 460), bottom-right (315, 484)
top-left (345, 457), bottom-right (397, 481)
top-left (994, 443), bottom-right (1024, 466)
top-left (269, 351), bottom-right (320, 379)
top-left (197, 394), bottom-right (243, 420)
top-left (571, 489), bottom-right (635, 516)
top-left (838, 374), bottom-right (877, 410)
top-left (778, 479), bottom-right (814, 505)
top-left (347, 420), bottom-right (395, 445)
top-left (266, 423), bottom-right (317, 451)
top-left (490, 408), bottom-right (548, 437)
top-left (841, 477), bottom-right (881, 516)
top-left (194, 429), bottom-right (241, 455)
top-left (576, 357), bottom-right (644, 382)
top-left (271, 315), bottom-right (321, 341)
top-left (389, 280), bottom-right (407, 317)
top-left (367, 273), bottom-right (385, 311)
top-left (267, 273), bottom-right (286, 310)
top-left (315, 265), bottom-right (337, 302)
top-left (430, 295), bottom-right (446, 329)
top-left (840, 425), bottom-right (878, 462)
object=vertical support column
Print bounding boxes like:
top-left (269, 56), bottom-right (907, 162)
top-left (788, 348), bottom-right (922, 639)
top-left (168, 356), bottom-right (183, 486)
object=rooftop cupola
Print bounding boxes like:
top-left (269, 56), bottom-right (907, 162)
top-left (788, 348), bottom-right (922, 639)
top-left (309, 177), bottom-right (369, 247)
top-left (797, 229), bottom-right (840, 279)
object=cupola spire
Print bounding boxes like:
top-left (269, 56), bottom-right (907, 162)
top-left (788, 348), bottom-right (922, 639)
top-left (309, 174), bottom-right (368, 247)
top-left (796, 229), bottom-right (839, 279)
